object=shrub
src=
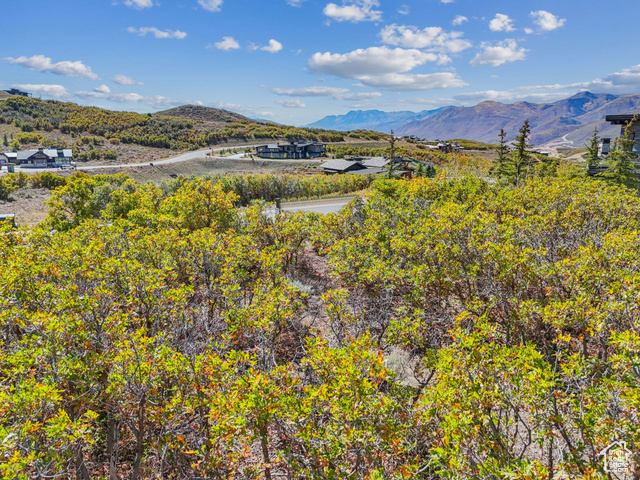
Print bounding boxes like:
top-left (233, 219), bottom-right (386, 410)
top-left (31, 172), bottom-right (67, 190)
top-left (0, 176), bottom-right (17, 201)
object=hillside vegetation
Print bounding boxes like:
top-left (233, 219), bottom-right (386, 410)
top-left (0, 96), bottom-right (385, 155)
top-left (157, 104), bottom-right (250, 123)
top-left (0, 152), bottom-right (638, 478)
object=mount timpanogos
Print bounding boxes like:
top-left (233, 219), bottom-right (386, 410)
top-left (307, 92), bottom-right (640, 147)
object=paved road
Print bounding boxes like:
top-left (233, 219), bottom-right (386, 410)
top-left (0, 144), bottom-right (321, 175)
top-left (283, 198), bottom-right (353, 214)
top-left (264, 197), bottom-right (355, 217)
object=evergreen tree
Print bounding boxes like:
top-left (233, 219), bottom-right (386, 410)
top-left (384, 130), bottom-right (399, 178)
top-left (507, 120), bottom-right (532, 186)
top-left (2, 134), bottom-right (7, 147)
top-left (597, 121), bottom-right (639, 189)
top-left (495, 128), bottom-right (510, 178)
top-left (388, 130), bottom-right (396, 161)
top-left (425, 165), bottom-right (437, 178)
top-left (584, 127), bottom-right (600, 169)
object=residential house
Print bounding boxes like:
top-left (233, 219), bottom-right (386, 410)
top-left (320, 159), bottom-right (369, 174)
top-left (9, 148), bottom-right (73, 167)
top-left (604, 114), bottom-right (640, 155)
top-left (589, 114), bottom-right (640, 176)
top-left (0, 152), bottom-right (17, 166)
top-left (320, 156), bottom-right (410, 176)
top-left (255, 142), bottom-right (325, 159)
top-left (3, 88), bottom-right (30, 97)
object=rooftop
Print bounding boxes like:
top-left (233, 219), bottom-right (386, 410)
top-left (605, 114), bottom-right (640, 125)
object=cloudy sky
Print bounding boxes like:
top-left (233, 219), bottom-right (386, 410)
top-left (2, 0), bottom-right (640, 125)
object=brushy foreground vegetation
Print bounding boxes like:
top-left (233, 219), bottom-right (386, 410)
top-left (0, 174), bottom-right (639, 479)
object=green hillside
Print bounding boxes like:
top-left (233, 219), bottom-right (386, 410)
top-left (157, 104), bottom-right (250, 123)
top-left (0, 96), bottom-right (386, 152)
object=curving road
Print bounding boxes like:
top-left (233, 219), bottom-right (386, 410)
top-left (1, 144), bottom-right (322, 175)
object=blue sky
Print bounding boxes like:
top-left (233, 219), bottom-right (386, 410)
top-left (2, 0), bottom-right (640, 126)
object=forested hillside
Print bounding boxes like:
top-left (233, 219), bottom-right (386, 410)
top-left (0, 96), bottom-right (383, 153)
top-left (0, 159), bottom-right (638, 477)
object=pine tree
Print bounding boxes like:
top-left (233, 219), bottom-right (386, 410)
top-left (495, 128), bottom-right (510, 179)
top-left (508, 120), bottom-right (532, 186)
top-left (385, 130), bottom-right (399, 178)
top-left (388, 130), bottom-right (396, 161)
top-left (597, 121), bottom-right (639, 189)
top-left (584, 127), bottom-right (600, 169)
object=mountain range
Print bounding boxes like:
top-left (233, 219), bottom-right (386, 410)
top-left (307, 92), bottom-right (640, 148)
top-left (307, 107), bottom-right (452, 133)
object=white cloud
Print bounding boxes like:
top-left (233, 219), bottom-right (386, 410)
top-left (307, 46), bottom-right (464, 91)
top-left (198, 0), bottom-right (223, 12)
top-left (262, 39), bottom-right (283, 53)
top-left (452, 89), bottom-right (571, 104)
top-left (440, 0), bottom-right (455, 3)
top-left (124, 0), bottom-right (154, 8)
top-left (75, 90), bottom-right (188, 109)
top-left (530, 10), bottom-right (566, 31)
top-left (323, 0), bottom-right (382, 23)
top-left (354, 72), bottom-right (467, 91)
top-left (272, 85), bottom-right (383, 100)
top-left (210, 36), bottom-right (241, 51)
top-left (452, 15), bottom-right (468, 26)
top-left (213, 102), bottom-right (274, 118)
top-left (470, 39), bottom-right (527, 67)
top-left (398, 5), bottom-right (409, 15)
top-left (13, 84), bottom-right (69, 99)
top-left (277, 99), bottom-right (306, 108)
top-left (113, 74), bottom-right (143, 86)
top-left (286, 0), bottom-right (306, 5)
top-left (94, 84), bottom-right (111, 94)
top-left (309, 46), bottom-right (439, 78)
top-left (272, 86), bottom-right (350, 97)
top-left (524, 28), bottom-right (534, 35)
top-left (379, 24), bottom-right (471, 53)
top-left (489, 13), bottom-right (515, 32)
top-left (339, 91), bottom-right (383, 100)
top-left (127, 27), bottom-right (187, 40)
top-left (523, 64), bottom-right (640, 94)
top-left (4, 54), bottom-right (99, 80)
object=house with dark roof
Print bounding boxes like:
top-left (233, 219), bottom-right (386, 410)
top-left (319, 156), bottom-right (412, 176)
top-left (0, 152), bottom-right (17, 165)
top-left (605, 114), bottom-right (640, 155)
top-left (255, 142), bottom-right (324, 159)
top-left (3, 88), bottom-right (30, 97)
top-left (7, 149), bottom-right (73, 168)
top-left (589, 114), bottom-right (640, 176)
top-left (320, 159), bottom-right (369, 174)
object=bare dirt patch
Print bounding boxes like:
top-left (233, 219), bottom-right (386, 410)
top-left (81, 157), bottom-right (323, 184)
top-left (0, 188), bottom-right (51, 227)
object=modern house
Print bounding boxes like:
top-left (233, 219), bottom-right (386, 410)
top-left (589, 114), bottom-right (640, 176)
top-left (423, 141), bottom-right (464, 153)
top-left (320, 156), bottom-right (411, 176)
top-left (3, 149), bottom-right (73, 168)
top-left (604, 114), bottom-right (640, 155)
top-left (3, 88), bottom-right (30, 97)
top-left (255, 142), bottom-right (325, 159)
top-left (320, 159), bottom-right (369, 174)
